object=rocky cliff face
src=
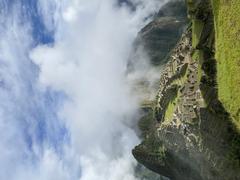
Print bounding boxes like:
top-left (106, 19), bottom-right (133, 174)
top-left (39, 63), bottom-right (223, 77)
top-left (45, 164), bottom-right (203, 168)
top-left (133, 0), bottom-right (240, 179)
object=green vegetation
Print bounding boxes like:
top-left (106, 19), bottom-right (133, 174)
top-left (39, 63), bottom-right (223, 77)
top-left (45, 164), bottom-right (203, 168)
top-left (164, 63), bottom-right (189, 124)
top-left (139, 108), bottom-right (154, 137)
top-left (163, 82), bottom-right (182, 124)
top-left (191, 6), bottom-right (205, 83)
top-left (192, 19), bottom-right (204, 48)
top-left (164, 92), bottom-right (178, 124)
top-left (211, 0), bottom-right (240, 130)
top-left (134, 1), bottom-right (240, 178)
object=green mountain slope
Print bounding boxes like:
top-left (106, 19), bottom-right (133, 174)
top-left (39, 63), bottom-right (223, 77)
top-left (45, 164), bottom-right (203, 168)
top-left (132, 0), bottom-right (240, 179)
top-left (211, 0), bottom-right (240, 130)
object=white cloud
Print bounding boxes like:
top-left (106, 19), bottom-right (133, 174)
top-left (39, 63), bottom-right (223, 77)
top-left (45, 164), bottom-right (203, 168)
top-left (0, 0), bottom-right (167, 179)
top-left (31, 1), bottom-right (143, 179)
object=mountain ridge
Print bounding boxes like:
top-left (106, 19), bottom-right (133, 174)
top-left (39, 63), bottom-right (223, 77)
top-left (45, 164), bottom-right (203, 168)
top-left (132, 0), bottom-right (240, 179)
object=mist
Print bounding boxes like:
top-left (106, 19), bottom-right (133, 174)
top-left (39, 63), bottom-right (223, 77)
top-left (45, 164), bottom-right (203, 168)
top-left (0, 0), bottom-right (166, 179)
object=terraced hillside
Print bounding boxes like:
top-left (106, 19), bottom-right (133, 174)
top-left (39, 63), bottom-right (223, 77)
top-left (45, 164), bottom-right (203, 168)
top-left (132, 0), bottom-right (240, 179)
top-left (211, 0), bottom-right (240, 130)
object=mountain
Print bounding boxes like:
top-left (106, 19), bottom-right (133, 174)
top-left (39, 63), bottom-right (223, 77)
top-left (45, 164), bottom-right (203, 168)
top-left (132, 0), bottom-right (188, 66)
top-left (132, 0), bottom-right (240, 179)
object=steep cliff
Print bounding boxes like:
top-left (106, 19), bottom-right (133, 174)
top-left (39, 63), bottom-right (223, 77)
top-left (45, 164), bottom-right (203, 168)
top-left (133, 0), bottom-right (240, 179)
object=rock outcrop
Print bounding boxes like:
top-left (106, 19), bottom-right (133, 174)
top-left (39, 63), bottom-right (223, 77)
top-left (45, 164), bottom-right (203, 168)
top-left (133, 0), bottom-right (240, 179)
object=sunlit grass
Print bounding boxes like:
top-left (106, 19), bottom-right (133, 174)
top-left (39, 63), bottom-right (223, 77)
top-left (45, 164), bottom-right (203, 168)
top-left (164, 90), bottom-right (178, 124)
top-left (164, 72), bottom-right (188, 124)
top-left (211, 0), bottom-right (240, 130)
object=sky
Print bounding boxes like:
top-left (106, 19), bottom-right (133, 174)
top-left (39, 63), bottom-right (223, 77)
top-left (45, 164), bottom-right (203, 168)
top-left (0, 0), bottom-right (166, 179)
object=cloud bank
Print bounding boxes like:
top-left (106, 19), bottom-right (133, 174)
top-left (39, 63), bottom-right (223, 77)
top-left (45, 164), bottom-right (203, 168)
top-left (0, 0), bottom-right (166, 179)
